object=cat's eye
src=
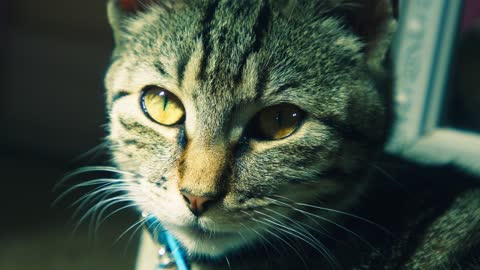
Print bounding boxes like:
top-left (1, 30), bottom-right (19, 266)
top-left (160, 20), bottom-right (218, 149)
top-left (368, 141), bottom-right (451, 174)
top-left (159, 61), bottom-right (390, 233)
top-left (255, 104), bottom-right (304, 140)
top-left (141, 87), bottom-right (185, 126)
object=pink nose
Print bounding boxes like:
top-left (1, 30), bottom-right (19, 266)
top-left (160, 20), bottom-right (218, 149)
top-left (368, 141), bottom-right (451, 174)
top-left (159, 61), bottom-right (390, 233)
top-left (181, 191), bottom-right (215, 216)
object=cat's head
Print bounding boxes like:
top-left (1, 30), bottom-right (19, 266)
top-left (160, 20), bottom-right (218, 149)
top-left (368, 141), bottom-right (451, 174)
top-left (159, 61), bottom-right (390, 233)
top-left (105, 0), bottom-right (395, 258)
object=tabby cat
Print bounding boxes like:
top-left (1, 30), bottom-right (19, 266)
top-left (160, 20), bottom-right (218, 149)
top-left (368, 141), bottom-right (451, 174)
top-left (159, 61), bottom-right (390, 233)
top-left (103, 0), bottom-right (480, 269)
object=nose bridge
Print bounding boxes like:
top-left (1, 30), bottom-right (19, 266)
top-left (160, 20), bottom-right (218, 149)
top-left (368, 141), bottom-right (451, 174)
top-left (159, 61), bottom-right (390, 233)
top-left (177, 137), bottom-right (229, 198)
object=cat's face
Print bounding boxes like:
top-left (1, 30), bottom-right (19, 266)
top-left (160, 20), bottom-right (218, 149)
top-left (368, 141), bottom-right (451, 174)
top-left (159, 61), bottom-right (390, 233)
top-left (105, 0), bottom-right (393, 258)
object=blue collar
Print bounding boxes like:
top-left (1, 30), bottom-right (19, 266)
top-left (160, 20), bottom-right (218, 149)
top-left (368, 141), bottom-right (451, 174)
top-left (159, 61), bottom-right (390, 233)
top-left (144, 213), bottom-right (190, 270)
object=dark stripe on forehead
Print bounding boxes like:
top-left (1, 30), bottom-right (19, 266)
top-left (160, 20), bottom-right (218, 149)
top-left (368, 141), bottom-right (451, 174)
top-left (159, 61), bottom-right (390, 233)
top-left (251, 0), bottom-right (272, 54)
top-left (254, 65), bottom-right (270, 100)
top-left (234, 0), bottom-right (272, 84)
top-left (176, 53), bottom-right (190, 86)
top-left (275, 82), bottom-right (300, 95)
top-left (154, 61), bottom-right (171, 78)
top-left (198, 0), bottom-right (220, 80)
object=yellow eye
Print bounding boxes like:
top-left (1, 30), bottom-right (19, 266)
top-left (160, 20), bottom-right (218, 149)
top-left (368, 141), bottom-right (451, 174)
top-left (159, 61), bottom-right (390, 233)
top-left (256, 104), bottom-right (304, 140)
top-left (141, 87), bottom-right (185, 126)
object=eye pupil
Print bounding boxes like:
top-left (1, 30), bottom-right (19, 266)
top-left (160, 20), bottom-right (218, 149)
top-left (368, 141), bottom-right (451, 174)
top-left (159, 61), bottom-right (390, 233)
top-left (276, 111), bottom-right (282, 128)
top-left (162, 94), bottom-right (169, 111)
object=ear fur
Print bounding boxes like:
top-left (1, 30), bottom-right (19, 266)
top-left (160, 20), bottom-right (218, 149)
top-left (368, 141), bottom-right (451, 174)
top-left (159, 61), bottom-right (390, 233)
top-left (107, 0), bottom-right (177, 44)
top-left (323, 0), bottom-right (397, 71)
top-left (107, 0), bottom-right (143, 44)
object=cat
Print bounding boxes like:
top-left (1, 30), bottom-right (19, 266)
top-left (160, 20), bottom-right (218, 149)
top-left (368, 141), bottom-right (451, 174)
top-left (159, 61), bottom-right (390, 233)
top-left (102, 0), bottom-right (480, 269)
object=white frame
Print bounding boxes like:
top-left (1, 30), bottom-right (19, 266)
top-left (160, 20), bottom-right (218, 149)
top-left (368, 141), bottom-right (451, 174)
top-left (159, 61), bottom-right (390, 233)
top-left (386, 0), bottom-right (480, 175)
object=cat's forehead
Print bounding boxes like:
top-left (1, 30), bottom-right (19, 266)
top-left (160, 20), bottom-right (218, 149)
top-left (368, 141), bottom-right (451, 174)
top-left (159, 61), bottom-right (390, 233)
top-left (126, 1), bottom-right (362, 92)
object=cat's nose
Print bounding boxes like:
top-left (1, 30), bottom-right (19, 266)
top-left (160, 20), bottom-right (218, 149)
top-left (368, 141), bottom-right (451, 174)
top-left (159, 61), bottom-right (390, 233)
top-left (181, 191), bottom-right (215, 216)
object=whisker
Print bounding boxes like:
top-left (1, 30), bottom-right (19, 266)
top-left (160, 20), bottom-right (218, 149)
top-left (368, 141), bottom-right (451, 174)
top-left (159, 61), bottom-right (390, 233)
top-left (263, 227), bottom-right (310, 270)
top-left (371, 164), bottom-right (408, 191)
top-left (242, 210), bottom-right (309, 269)
top-left (90, 197), bottom-right (136, 236)
top-left (115, 215), bottom-right (150, 244)
top-left (264, 207), bottom-right (338, 242)
top-left (125, 216), bottom-right (150, 250)
top-left (255, 211), bottom-right (337, 269)
top-left (75, 195), bottom-right (131, 233)
top-left (262, 207), bottom-right (340, 266)
top-left (238, 221), bottom-right (278, 256)
top-left (53, 178), bottom-right (131, 206)
top-left (70, 183), bottom-right (128, 215)
top-left (297, 203), bottom-right (388, 233)
top-left (270, 195), bottom-right (389, 233)
top-left (294, 208), bottom-right (376, 251)
top-left (73, 141), bottom-right (110, 162)
top-left (71, 189), bottom-right (120, 222)
top-left (224, 255), bottom-right (231, 270)
top-left (55, 166), bottom-right (137, 191)
top-left (96, 202), bottom-right (138, 230)
top-left (265, 197), bottom-right (377, 251)
top-left (265, 197), bottom-right (334, 232)
top-left (255, 210), bottom-right (321, 246)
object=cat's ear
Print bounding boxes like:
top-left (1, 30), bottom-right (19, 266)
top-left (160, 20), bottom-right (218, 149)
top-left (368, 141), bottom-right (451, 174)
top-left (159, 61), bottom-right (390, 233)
top-left (330, 0), bottom-right (397, 71)
top-left (107, 0), bottom-right (179, 44)
top-left (108, 0), bottom-right (153, 43)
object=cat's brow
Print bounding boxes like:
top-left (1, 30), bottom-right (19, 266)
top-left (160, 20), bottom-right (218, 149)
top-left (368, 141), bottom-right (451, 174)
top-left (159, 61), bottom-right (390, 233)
top-left (270, 82), bottom-right (301, 97)
top-left (256, 82), bottom-right (305, 105)
top-left (154, 61), bottom-right (172, 78)
top-left (112, 91), bottom-right (131, 103)
top-left (176, 53), bottom-right (191, 86)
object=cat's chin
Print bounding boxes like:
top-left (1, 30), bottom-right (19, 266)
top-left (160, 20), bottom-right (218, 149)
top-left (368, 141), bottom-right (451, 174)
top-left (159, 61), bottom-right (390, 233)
top-left (167, 225), bottom-right (255, 258)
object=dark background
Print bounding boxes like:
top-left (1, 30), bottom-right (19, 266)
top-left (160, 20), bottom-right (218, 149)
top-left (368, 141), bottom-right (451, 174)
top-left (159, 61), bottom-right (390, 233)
top-left (0, 1), bottom-right (479, 270)
top-left (0, 1), bottom-right (136, 269)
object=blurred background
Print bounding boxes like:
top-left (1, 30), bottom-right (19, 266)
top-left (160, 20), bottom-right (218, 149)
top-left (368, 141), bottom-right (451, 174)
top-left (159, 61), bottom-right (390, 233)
top-left (0, 1), bottom-right (136, 269)
top-left (0, 1), bottom-right (479, 270)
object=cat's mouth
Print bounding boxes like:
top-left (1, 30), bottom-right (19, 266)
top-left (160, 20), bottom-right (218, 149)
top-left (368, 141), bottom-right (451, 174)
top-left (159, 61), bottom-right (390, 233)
top-left (174, 222), bottom-right (236, 239)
